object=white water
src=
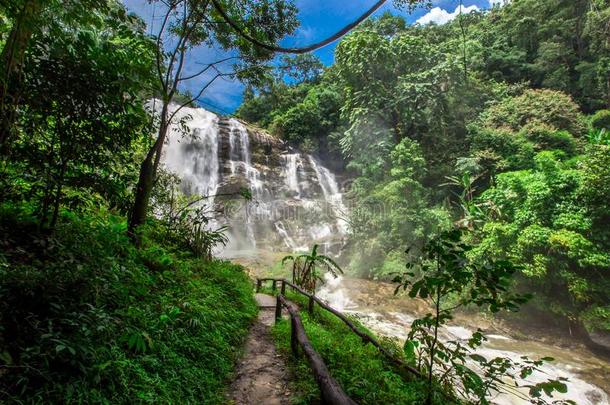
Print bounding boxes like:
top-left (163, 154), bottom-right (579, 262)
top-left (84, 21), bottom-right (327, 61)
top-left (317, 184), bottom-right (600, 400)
top-left (317, 276), bottom-right (610, 405)
top-left (160, 103), bottom-right (348, 256)
top-left (308, 155), bottom-right (349, 234)
top-left (283, 153), bottom-right (303, 198)
top-left (163, 105), bottom-right (220, 207)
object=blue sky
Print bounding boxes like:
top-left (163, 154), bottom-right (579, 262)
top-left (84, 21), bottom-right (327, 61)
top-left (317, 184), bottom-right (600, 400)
top-left (123, 0), bottom-right (502, 114)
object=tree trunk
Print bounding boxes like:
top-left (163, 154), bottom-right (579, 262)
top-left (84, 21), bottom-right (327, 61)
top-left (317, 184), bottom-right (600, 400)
top-left (0, 0), bottom-right (42, 154)
top-left (128, 152), bottom-right (156, 238)
top-left (49, 159), bottom-right (67, 229)
top-left (128, 104), bottom-right (170, 239)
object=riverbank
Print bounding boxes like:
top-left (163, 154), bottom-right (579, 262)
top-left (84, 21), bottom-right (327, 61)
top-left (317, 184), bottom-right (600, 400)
top-left (0, 205), bottom-right (257, 403)
top-left (317, 276), bottom-right (610, 404)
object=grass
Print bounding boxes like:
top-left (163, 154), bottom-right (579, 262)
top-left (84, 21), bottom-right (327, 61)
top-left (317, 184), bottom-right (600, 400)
top-left (0, 203), bottom-right (257, 404)
top-left (266, 288), bottom-right (435, 405)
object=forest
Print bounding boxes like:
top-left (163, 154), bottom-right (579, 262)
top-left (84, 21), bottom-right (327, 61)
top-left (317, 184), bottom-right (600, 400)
top-left (0, 0), bottom-right (609, 404)
top-left (239, 0), bottom-right (610, 340)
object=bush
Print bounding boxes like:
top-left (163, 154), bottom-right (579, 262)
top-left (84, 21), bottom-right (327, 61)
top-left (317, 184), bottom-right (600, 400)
top-left (590, 109), bottom-right (610, 131)
top-left (480, 89), bottom-right (586, 137)
top-left (518, 122), bottom-right (578, 155)
top-left (0, 204), bottom-right (257, 403)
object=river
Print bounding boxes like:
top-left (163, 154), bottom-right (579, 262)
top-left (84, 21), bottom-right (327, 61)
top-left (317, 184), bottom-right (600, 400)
top-left (316, 275), bottom-right (610, 405)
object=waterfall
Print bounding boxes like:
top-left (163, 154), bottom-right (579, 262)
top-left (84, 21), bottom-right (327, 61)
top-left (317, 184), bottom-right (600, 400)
top-left (227, 118), bottom-right (265, 249)
top-left (282, 153), bottom-right (303, 197)
top-left (308, 155), bottom-right (349, 234)
top-left (163, 105), bottom-right (220, 208)
top-left (161, 102), bottom-right (349, 257)
top-left (274, 221), bottom-right (303, 251)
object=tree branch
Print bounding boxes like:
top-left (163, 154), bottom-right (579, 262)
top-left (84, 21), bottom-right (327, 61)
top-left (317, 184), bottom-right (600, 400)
top-left (210, 0), bottom-right (389, 54)
top-left (178, 55), bottom-right (240, 82)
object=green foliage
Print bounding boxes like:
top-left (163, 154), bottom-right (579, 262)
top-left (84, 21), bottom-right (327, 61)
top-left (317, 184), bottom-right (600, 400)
top-left (282, 244), bottom-right (343, 292)
top-left (270, 84), bottom-right (342, 145)
top-left (472, 147), bottom-right (610, 330)
top-left (469, 0), bottom-right (610, 111)
top-left (272, 291), bottom-right (434, 405)
top-left (394, 230), bottom-right (568, 404)
top-left (0, 203), bottom-right (257, 403)
top-left (479, 89), bottom-right (586, 137)
top-left (347, 138), bottom-right (451, 276)
top-left (4, 2), bottom-right (155, 227)
top-left (590, 109), bottom-right (610, 130)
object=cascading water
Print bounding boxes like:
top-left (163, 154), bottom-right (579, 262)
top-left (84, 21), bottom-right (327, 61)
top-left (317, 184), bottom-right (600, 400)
top-left (283, 153), bottom-right (303, 198)
top-left (308, 155), bottom-right (349, 234)
top-left (160, 103), bottom-right (348, 257)
top-left (163, 104), bottom-right (220, 209)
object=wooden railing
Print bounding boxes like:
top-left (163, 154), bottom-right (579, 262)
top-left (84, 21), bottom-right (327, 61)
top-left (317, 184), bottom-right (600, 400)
top-left (256, 278), bottom-right (423, 378)
top-left (256, 278), bottom-right (356, 404)
top-left (277, 295), bottom-right (357, 405)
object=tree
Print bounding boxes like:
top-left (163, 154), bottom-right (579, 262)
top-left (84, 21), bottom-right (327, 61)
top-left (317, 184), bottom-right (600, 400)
top-left (276, 54), bottom-right (324, 84)
top-left (472, 149), bottom-right (610, 339)
top-left (479, 89), bottom-right (587, 137)
top-left (11, 2), bottom-right (154, 229)
top-left (127, 0), bottom-right (299, 236)
top-left (0, 0), bottom-right (110, 154)
top-left (394, 229), bottom-right (568, 405)
top-left (0, 0), bottom-right (43, 152)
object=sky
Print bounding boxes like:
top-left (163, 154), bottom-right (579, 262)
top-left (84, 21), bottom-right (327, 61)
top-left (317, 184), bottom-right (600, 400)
top-left (122, 0), bottom-right (504, 114)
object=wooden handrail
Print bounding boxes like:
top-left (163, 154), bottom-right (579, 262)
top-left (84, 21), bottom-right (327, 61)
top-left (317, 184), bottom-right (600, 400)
top-left (277, 294), bottom-right (358, 405)
top-left (257, 278), bottom-right (423, 378)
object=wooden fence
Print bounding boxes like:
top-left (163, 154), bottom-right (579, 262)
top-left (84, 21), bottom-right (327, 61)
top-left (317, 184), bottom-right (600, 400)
top-left (256, 278), bottom-right (423, 377)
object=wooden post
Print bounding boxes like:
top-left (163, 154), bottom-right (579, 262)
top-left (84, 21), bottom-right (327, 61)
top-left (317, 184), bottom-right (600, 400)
top-left (256, 279), bottom-right (261, 293)
top-left (272, 279), bottom-right (277, 292)
top-left (290, 317), bottom-right (299, 357)
top-left (308, 295), bottom-right (315, 314)
top-left (281, 279), bottom-right (286, 295)
top-left (275, 294), bottom-right (282, 323)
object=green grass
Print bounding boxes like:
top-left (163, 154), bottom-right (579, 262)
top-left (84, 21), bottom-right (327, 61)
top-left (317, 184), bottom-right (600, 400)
top-left (0, 204), bottom-right (257, 404)
top-left (268, 289), bottom-right (434, 405)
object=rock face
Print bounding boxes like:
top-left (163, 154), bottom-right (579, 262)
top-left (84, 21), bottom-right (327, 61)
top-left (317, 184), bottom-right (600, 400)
top-left (162, 103), bottom-right (348, 258)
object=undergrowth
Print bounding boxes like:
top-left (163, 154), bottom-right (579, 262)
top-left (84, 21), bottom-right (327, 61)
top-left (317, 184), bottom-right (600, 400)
top-left (268, 289), bottom-right (437, 405)
top-left (0, 203), bottom-right (257, 403)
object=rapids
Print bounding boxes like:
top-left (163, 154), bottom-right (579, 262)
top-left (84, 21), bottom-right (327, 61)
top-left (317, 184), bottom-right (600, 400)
top-left (318, 275), bottom-right (610, 405)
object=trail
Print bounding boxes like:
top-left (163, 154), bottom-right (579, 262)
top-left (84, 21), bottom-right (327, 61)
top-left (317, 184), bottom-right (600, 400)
top-left (228, 293), bottom-right (291, 405)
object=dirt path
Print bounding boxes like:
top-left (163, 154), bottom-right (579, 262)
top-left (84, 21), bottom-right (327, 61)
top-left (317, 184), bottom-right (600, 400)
top-left (228, 293), bottom-right (291, 405)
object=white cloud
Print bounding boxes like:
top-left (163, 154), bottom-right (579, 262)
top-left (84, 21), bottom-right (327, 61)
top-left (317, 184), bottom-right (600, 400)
top-left (416, 4), bottom-right (480, 25)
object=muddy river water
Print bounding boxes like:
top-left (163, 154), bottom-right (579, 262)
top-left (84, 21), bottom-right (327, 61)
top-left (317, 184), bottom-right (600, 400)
top-left (316, 275), bottom-right (610, 405)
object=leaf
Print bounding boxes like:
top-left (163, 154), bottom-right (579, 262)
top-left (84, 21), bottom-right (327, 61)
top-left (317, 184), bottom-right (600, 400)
top-left (470, 354), bottom-right (487, 363)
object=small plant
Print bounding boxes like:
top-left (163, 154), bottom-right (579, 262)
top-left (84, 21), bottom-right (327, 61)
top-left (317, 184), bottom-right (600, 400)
top-left (190, 223), bottom-right (229, 261)
top-left (442, 172), bottom-right (487, 231)
top-left (282, 244), bottom-right (343, 292)
top-left (394, 229), bottom-right (570, 405)
top-left (587, 128), bottom-right (610, 146)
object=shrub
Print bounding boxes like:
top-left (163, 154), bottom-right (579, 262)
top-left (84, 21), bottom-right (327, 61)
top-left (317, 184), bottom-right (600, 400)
top-left (480, 89), bottom-right (586, 137)
top-left (0, 204), bottom-right (257, 403)
top-left (590, 109), bottom-right (610, 130)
